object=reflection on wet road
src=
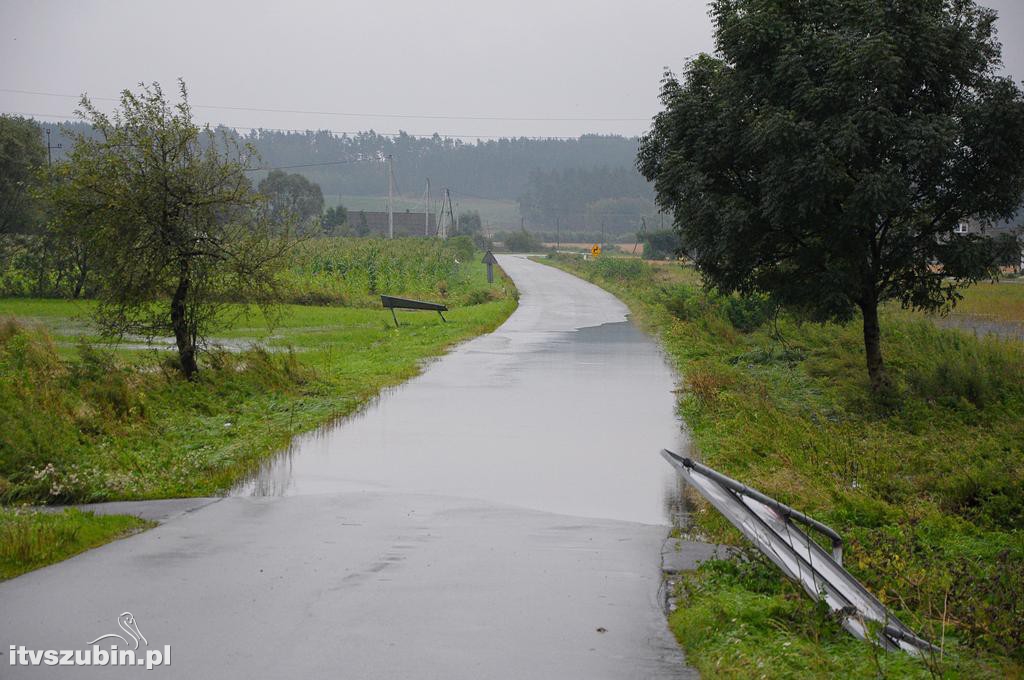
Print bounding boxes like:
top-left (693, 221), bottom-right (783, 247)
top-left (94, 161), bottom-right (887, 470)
top-left (1, 255), bottom-right (700, 679)
top-left (235, 255), bottom-right (687, 525)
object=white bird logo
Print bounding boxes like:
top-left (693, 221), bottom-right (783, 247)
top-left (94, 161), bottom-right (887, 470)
top-left (87, 612), bottom-right (148, 650)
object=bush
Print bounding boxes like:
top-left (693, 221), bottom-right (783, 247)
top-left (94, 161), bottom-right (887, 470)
top-left (897, 321), bottom-right (1024, 408)
top-left (724, 294), bottom-right (776, 333)
top-left (463, 288), bottom-right (501, 306)
top-left (447, 235), bottom-right (475, 263)
top-left (591, 256), bottom-right (648, 282)
top-left (642, 230), bottom-right (682, 260)
top-left (497, 230), bottom-right (544, 252)
top-left (663, 285), bottom-right (701, 321)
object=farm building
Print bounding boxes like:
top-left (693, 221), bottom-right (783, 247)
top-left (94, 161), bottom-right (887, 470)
top-left (349, 210), bottom-right (437, 238)
top-left (962, 209), bottom-right (1024, 272)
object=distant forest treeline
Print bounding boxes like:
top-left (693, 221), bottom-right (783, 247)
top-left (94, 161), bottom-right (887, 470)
top-left (44, 122), bottom-right (657, 232)
top-left (518, 166), bottom-right (657, 232)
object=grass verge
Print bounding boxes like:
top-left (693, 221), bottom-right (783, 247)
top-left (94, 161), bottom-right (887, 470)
top-left (0, 507), bottom-right (152, 580)
top-left (541, 253), bottom-right (1023, 678)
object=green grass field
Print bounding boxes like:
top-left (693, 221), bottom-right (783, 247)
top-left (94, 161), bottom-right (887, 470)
top-left (542, 254), bottom-right (1023, 678)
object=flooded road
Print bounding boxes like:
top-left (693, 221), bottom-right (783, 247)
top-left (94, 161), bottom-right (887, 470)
top-left (1, 255), bottom-right (700, 679)
top-left (236, 255), bottom-right (687, 526)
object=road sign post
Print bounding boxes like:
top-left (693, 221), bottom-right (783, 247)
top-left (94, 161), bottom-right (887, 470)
top-left (482, 250), bottom-right (498, 283)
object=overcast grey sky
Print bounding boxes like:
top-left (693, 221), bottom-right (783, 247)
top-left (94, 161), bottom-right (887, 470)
top-left (1, 0), bottom-right (1022, 140)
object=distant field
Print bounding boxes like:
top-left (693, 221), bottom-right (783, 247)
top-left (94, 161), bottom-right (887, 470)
top-left (917, 278), bottom-right (1024, 341)
top-left (949, 278), bottom-right (1024, 321)
top-left (325, 194), bottom-right (522, 230)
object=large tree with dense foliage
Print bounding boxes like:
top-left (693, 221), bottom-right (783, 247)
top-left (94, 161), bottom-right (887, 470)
top-left (45, 81), bottom-right (294, 379)
top-left (0, 115), bottom-right (46, 235)
top-left (638, 0), bottom-right (1024, 389)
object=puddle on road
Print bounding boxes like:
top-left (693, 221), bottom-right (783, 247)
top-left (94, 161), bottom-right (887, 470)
top-left (233, 320), bottom-right (691, 526)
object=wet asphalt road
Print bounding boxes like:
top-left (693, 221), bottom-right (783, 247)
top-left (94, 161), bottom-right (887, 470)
top-left (0, 255), bottom-right (699, 679)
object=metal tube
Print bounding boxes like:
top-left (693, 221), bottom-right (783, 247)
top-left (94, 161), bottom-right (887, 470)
top-left (883, 625), bottom-right (940, 653)
top-left (661, 449), bottom-right (844, 562)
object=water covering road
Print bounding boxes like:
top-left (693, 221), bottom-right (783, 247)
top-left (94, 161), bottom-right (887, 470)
top-left (0, 255), bottom-right (698, 679)
top-left (235, 255), bottom-right (687, 524)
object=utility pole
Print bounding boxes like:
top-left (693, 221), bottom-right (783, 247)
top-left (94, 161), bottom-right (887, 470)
top-left (424, 178), bottom-right (431, 236)
top-left (45, 129), bottom-right (62, 168)
top-left (437, 188), bottom-right (455, 239)
top-left (634, 217), bottom-right (647, 255)
top-left (446, 190), bottom-right (454, 238)
top-left (386, 154), bottom-right (394, 239)
top-left (601, 218), bottom-right (605, 247)
top-left (556, 216), bottom-right (560, 250)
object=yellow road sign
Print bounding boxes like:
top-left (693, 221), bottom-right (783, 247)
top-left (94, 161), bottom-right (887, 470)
top-left (591, 243), bottom-right (602, 257)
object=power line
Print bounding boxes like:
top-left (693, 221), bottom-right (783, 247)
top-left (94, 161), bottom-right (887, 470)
top-left (0, 87), bottom-right (650, 122)
top-left (245, 158), bottom-right (382, 171)
top-left (0, 109), bottom-right (589, 141)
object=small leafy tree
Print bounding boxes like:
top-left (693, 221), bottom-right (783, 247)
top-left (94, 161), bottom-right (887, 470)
top-left (354, 210), bottom-right (371, 236)
top-left (322, 204), bottom-right (348, 235)
top-left (457, 210), bottom-right (482, 235)
top-left (258, 169), bottom-right (324, 226)
top-left (46, 81), bottom-right (294, 379)
top-left (500, 229), bottom-right (543, 252)
top-left (638, 0), bottom-right (1024, 390)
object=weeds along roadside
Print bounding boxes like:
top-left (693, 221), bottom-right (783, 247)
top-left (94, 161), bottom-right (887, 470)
top-left (540, 252), bottom-right (1024, 677)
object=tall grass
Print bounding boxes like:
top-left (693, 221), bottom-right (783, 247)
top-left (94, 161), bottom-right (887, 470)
top-left (0, 507), bottom-right (150, 580)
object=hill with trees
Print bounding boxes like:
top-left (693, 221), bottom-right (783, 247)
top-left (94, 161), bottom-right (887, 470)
top-left (40, 122), bottom-right (655, 231)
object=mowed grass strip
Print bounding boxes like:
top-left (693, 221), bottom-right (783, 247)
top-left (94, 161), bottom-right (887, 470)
top-left (540, 253), bottom-right (1023, 678)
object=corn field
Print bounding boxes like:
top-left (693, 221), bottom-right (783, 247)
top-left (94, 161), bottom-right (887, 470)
top-left (281, 236), bottom-right (500, 306)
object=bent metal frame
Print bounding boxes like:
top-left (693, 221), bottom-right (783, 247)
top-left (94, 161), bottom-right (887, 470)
top-left (661, 449), bottom-right (936, 656)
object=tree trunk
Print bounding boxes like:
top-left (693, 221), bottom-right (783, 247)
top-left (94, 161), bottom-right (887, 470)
top-left (859, 297), bottom-right (888, 391)
top-left (72, 247), bottom-right (88, 299)
top-left (170, 272), bottom-right (198, 379)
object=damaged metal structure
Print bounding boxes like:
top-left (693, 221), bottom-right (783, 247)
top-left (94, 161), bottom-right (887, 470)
top-left (661, 449), bottom-right (936, 656)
